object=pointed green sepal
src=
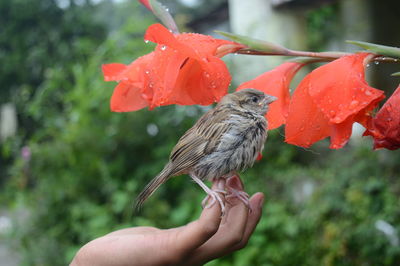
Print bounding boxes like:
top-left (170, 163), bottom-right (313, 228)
top-left (216, 31), bottom-right (289, 55)
top-left (347, 40), bottom-right (400, 59)
top-left (391, 72), bottom-right (400, 76)
top-left (149, 0), bottom-right (179, 34)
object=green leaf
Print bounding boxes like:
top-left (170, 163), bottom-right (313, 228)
top-left (216, 31), bottom-right (289, 55)
top-left (346, 40), bottom-right (400, 58)
top-left (149, 0), bottom-right (179, 34)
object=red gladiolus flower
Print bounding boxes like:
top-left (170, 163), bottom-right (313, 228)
top-left (364, 84), bottom-right (400, 150)
top-left (102, 23), bottom-right (245, 112)
top-left (237, 62), bottom-right (304, 129)
top-left (285, 53), bottom-right (385, 149)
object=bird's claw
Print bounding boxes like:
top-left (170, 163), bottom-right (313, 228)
top-left (201, 189), bottom-right (226, 215)
top-left (226, 187), bottom-right (251, 209)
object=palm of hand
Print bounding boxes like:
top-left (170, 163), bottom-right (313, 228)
top-left (71, 176), bottom-right (264, 266)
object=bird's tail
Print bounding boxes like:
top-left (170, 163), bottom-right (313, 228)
top-left (135, 164), bottom-right (173, 211)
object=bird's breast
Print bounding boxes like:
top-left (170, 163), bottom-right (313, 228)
top-left (193, 113), bottom-right (267, 180)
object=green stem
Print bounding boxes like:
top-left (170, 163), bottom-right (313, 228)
top-left (236, 49), bottom-right (400, 63)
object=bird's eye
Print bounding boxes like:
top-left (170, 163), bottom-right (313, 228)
top-left (251, 96), bottom-right (259, 103)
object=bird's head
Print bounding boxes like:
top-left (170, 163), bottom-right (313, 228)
top-left (219, 88), bottom-right (277, 116)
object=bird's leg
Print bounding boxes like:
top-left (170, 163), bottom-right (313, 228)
top-left (225, 174), bottom-right (251, 209)
top-left (190, 174), bottom-right (226, 215)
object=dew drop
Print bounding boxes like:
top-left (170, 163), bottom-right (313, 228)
top-left (300, 126), bottom-right (305, 131)
top-left (144, 39), bottom-right (149, 44)
top-left (365, 90), bottom-right (372, 96)
top-left (366, 63), bottom-right (371, 67)
top-left (349, 100), bottom-right (359, 109)
top-left (374, 61), bottom-right (379, 65)
top-left (332, 117), bottom-right (342, 123)
top-left (360, 87), bottom-right (365, 92)
top-left (161, 45), bottom-right (167, 51)
top-left (145, 70), bottom-right (150, 75)
top-left (329, 110), bottom-right (336, 117)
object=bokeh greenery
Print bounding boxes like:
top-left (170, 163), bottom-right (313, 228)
top-left (1, 0), bottom-right (400, 265)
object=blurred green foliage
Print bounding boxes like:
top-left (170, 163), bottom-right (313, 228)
top-left (1, 1), bottom-right (400, 265)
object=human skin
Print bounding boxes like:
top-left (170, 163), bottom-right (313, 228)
top-left (70, 175), bottom-right (264, 266)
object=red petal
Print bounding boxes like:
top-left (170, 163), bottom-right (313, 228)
top-left (237, 62), bottom-right (304, 130)
top-left (364, 84), bottom-right (400, 150)
top-left (308, 53), bottom-right (384, 124)
top-left (285, 77), bottom-right (331, 147)
top-left (172, 56), bottom-right (230, 106)
top-left (110, 81), bottom-right (148, 112)
top-left (145, 24), bottom-right (199, 58)
top-left (102, 63), bottom-right (127, 81)
top-left (176, 32), bottom-right (241, 58)
top-left (145, 24), bottom-right (240, 58)
top-left (143, 24), bottom-right (232, 108)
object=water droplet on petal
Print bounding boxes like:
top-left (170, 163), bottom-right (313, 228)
top-left (365, 90), bottom-right (372, 96)
top-left (161, 45), bottom-right (167, 51)
top-left (366, 63), bottom-right (371, 67)
top-left (331, 144), bottom-right (339, 149)
top-left (332, 117), bottom-right (342, 123)
top-left (329, 110), bottom-right (336, 117)
top-left (145, 70), bottom-right (150, 74)
top-left (374, 61), bottom-right (379, 65)
top-left (349, 100), bottom-right (359, 109)
top-left (144, 39), bottom-right (149, 43)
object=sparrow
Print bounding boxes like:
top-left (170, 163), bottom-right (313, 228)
top-left (136, 88), bottom-right (277, 213)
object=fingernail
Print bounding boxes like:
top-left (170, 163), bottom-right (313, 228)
top-left (227, 175), bottom-right (243, 190)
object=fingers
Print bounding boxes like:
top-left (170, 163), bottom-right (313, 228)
top-left (186, 176), bottom-right (263, 265)
top-left (175, 182), bottom-right (224, 254)
top-left (232, 192), bottom-right (264, 250)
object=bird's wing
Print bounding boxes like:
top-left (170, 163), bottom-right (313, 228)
top-left (169, 108), bottom-right (232, 175)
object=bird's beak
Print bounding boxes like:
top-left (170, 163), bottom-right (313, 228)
top-left (263, 95), bottom-right (278, 105)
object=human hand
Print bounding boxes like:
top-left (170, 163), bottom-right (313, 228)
top-left (70, 175), bottom-right (264, 266)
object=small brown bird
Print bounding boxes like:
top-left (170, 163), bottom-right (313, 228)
top-left (136, 88), bottom-right (277, 213)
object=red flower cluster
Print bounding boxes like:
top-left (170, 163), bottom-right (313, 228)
top-left (239, 53), bottom-right (388, 149)
top-left (102, 23), bottom-right (244, 112)
top-left (285, 53), bottom-right (385, 149)
top-left (103, 17), bottom-right (399, 150)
